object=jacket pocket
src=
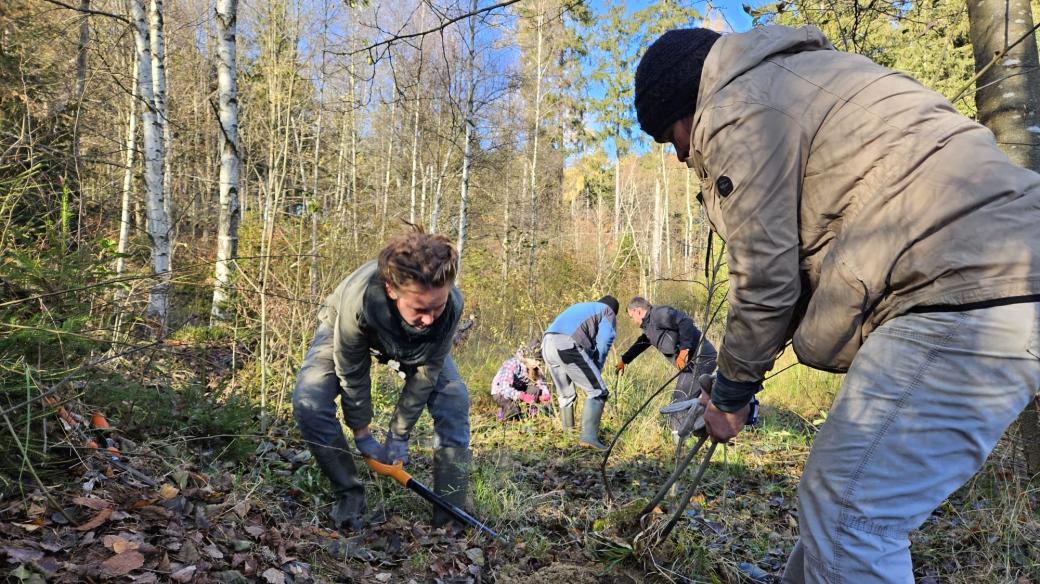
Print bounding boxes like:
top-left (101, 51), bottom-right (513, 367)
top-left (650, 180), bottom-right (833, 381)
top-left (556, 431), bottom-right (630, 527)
top-left (793, 255), bottom-right (877, 372)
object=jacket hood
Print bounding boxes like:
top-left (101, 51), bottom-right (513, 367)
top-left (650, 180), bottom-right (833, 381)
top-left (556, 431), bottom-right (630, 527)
top-left (698, 25), bottom-right (833, 108)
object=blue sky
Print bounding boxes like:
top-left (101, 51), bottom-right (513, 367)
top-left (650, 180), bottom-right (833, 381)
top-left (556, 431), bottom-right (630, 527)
top-left (592, 0), bottom-right (756, 32)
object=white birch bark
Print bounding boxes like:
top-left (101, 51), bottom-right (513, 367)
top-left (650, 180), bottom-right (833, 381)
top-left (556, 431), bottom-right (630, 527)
top-left (210, 0), bottom-right (240, 324)
top-left (149, 0), bottom-right (172, 240)
top-left (409, 104), bottom-right (421, 224)
top-left (116, 55), bottom-right (139, 277)
top-left (132, 0), bottom-right (171, 331)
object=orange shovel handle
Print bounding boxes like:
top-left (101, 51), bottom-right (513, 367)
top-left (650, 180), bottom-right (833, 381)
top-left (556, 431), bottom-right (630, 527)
top-left (363, 458), bottom-right (411, 486)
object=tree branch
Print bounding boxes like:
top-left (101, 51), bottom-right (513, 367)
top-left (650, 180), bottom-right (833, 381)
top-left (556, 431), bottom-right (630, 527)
top-left (39, 0), bottom-right (131, 24)
top-left (340, 0), bottom-right (523, 56)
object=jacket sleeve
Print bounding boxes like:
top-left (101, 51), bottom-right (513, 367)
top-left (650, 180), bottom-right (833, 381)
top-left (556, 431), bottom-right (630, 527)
top-left (332, 305), bottom-right (374, 432)
top-left (491, 359), bottom-right (521, 400)
top-left (619, 334), bottom-right (652, 364)
top-left (593, 310), bottom-right (616, 369)
top-left (699, 102), bottom-right (804, 406)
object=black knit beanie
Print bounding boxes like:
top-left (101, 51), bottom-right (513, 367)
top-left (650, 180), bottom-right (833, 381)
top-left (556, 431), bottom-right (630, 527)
top-left (634, 28), bottom-right (721, 141)
top-left (597, 295), bottom-right (620, 316)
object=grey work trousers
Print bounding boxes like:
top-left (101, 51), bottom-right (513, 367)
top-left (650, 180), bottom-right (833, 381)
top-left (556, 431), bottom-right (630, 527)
top-left (782, 302), bottom-right (1040, 583)
top-left (292, 324), bottom-right (470, 463)
top-left (669, 352), bottom-right (717, 432)
top-left (541, 333), bottom-right (609, 409)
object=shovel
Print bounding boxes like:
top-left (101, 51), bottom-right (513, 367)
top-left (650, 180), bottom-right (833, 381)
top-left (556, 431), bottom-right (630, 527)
top-left (364, 458), bottom-right (498, 539)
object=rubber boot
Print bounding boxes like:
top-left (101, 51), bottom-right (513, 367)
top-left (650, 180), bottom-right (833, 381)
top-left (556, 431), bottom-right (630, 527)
top-left (578, 398), bottom-right (608, 450)
top-left (432, 447), bottom-right (472, 529)
top-left (560, 405), bottom-right (575, 431)
top-left (310, 434), bottom-right (366, 531)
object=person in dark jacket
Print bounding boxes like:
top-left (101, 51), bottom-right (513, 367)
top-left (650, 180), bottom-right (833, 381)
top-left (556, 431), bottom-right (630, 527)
top-left (615, 296), bottom-right (717, 436)
top-left (292, 227), bottom-right (470, 531)
top-left (542, 296), bottom-right (619, 450)
top-left (635, 25), bottom-right (1040, 583)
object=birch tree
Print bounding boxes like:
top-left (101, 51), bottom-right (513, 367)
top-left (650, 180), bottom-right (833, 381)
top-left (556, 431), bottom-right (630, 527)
top-left (149, 0), bottom-right (172, 237)
top-left (116, 55), bottom-right (139, 277)
top-left (210, 0), bottom-right (240, 324)
top-left (456, 0), bottom-right (478, 275)
top-left (131, 0), bottom-right (172, 331)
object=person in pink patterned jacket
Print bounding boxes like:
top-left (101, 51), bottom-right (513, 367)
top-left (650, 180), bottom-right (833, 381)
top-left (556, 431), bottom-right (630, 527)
top-left (491, 344), bottom-right (551, 421)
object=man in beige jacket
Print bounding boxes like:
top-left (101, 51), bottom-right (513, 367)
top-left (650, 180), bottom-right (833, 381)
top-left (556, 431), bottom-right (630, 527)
top-left (635, 26), bottom-right (1040, 583)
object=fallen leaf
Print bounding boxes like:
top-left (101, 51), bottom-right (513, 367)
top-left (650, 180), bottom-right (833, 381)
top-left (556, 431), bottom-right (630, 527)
top-left (465, 548), bottom-right (485, 567)
top-left (202, 544), bottom-right (224, 559)
top-left (132, 573), bottom-right (158, 583)
top-left (13, 523), bottom-right (41, 532)
top-left (103, 535), bottom-right (141, 554)
top-left (261, 567), bottom-right (286, 583)
top-left (1, 547), bottom-right (44, 563)
top-left (72, 497), bottom-right (113, 510)
top-left (375, 573), bottom-right (391, 582)
top-left (159, 484), bottom-right (180, 500)
top-left (170, 565), bottom-right (197, 583)
top-left (75, 508), bottom-right (113, 531)
top-left (101, 550), bottom-right (145, 576)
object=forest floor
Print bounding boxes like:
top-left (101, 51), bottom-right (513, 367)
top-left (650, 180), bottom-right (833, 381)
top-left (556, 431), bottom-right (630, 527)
top-left (1, 340), bottom-right (1039, 583)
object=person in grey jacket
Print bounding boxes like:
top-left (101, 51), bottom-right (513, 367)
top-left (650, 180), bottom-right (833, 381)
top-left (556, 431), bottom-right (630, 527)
top-left (542, 296), bottom-right (619, 450)
top-left (292, 227), bottom-right (470, 531)
top-left (635, 26), bottom-right (1040, 583)
top-left (614, 297), bottom-right (717, 436)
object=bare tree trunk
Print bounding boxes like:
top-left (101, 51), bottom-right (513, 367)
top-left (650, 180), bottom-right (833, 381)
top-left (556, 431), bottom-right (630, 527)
top-left (334, 110), bottom-right (346, 211)
top-left (210, 0), bottom-right (240, 325)
top-left (116, 55), bottom-right (139, 277)
top-left (456, 0), bottom-right (478, 276)
top-left (73, 0), bottom-right (90, 244)
top-left (502, 167), bottom-right (510, 281)
top-left (596, 184), bottom-right (604, 274)
top-left (651, 178), bottom-right (662, 290)
top-left (409, 105), bottom-right (421, 224)
top-left (409, 7), bottom-right (426, 226)
top-left (349, 53), bottom-right (359, 250)
top-left (613, 158), bottom-right (621, 241)
top-left (526, 11), bottom-right (544, 286)
top-left (431, 140), bottom-right (451, 232)
top-left (968, 0), bottom-right (1040, 480)
top-left (379, 99), bottom-right (397, 239)
top-left (420, 163), bottom-right (430, 222)
top-left (149, 0), bottom-right (173, 250)
top-left (684, 169), bottom-right (693, 273)
top-left (132, 0), bottom-right (172, 332)
top-left (968, 0), bottom-right (1040, 170)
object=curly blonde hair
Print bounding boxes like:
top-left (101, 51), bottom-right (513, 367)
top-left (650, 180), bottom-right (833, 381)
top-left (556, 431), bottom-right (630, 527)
top-left (377, 224), bottom-right (459, 290)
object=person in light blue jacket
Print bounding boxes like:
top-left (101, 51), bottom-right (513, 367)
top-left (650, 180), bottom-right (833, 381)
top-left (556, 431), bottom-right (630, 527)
top-left (541, 296), bottom-right (619, 450)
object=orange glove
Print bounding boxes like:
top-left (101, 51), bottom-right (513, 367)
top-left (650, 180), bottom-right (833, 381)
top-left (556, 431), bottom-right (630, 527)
top-left (614, 361), bottom-right (626, 374)
top-left (675, 349), bottom-right (690, 370)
